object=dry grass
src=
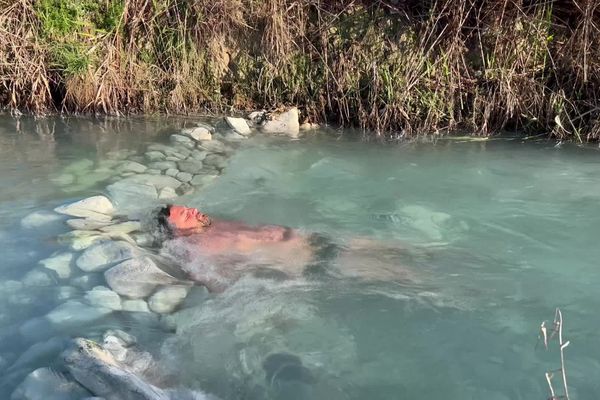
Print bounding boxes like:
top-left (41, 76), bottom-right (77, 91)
top-left (0, 0), bottom-right (599, 140)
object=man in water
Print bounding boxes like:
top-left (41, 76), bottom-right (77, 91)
top-left (157, 204), bottom-right (416, 291)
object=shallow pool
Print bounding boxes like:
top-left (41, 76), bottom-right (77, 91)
top-left (0, 116), bottom-right (599, 399)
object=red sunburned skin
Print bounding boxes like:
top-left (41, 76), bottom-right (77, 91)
top-left (167, 205), bottom-right (212, 231)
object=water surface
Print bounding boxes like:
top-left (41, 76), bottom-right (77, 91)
top-left (0, 116), bottom-right (599, 399)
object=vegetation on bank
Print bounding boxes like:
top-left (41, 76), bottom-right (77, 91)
top-left (0, 0), bottom-right (598, 140)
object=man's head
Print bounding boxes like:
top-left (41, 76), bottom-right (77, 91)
top-left (157, 204), bottom-right (212, 235)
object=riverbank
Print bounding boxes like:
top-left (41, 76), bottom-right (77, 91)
top-left (1, 0), bottom-right (599, 140)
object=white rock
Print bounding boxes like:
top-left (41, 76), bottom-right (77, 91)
top-left (22, 268), bottom-right (55, 287)
top-left (177, 160), bottom-right (204, 174)
top-left (39, 252), bottom-right (75, 279)
top-left (99, 221), bottom-right (141, 235)
top-left (104, 257), bottom-right (179, 299)
top-left (85, 286), bottom-right (122, 311)
top-left (65, 218), bottom-right (111, 230)
top-left (54, 196), bottom-right (114, 220)
top-left (58, 231), bottom-right (102, 250)
top-left (76, 241), bottom-right (137, 272)
top-left (176, 172), bottom-right (193, 182)
top-left (10, 367), bottom-right (90, 400)
top-left (46, 300), bottom-right (112, 327)
top-left (118, 161), bottom-right (147, 174)
top-left (182, 127), bottom-right (212, 141)
top-left (225, 117), bottom-right (251, 135)
top-left (261, 107), bottom-right (300, 137)
top-left (121, 299), bottom-right (150, 313)
top-left (20, 211), bottom-right (63, 230)
top-left (158, 187), bottom-right (178, 200)
top-left (300, 122), bottom-right (320, 131)
top-left (148, 286), bottom-right (189, 314)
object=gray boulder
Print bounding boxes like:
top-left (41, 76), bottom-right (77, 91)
top-left (148, 286), bottom-right (189, 314)
top-left (76, 241), bottom-right (137, 272)
top-left (104, 257), bottom-right (180, 299)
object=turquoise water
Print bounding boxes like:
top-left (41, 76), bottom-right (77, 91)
top-left (0, 116), bottom-right (599, 399)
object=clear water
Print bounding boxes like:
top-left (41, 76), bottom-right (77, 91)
top-left (1, 116), bottom-right (599, 399)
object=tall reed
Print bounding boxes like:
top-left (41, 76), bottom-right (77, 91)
top-left (1, 0), bottom-right (598, 140)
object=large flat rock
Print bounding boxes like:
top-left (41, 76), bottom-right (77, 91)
top-left (104, 257), bottom-right (179, 299)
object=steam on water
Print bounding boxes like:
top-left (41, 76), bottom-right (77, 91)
top-left (1, 117), bottom-right (600, 399)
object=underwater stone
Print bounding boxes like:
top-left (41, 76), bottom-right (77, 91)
top-left (189, 149), bottom-right (208, 161)
top-left (148, 161), bottom-right (177, 171)
top-left (22, 268), bottom-right (56, 287)
top-left (46, 300), bottom-right (112, 327)
top-left (20, 210), bottom-right (64, 230)
top-left (84, 286), bottom-right (122, 311)
top-left (197, 139), bottom-right (226, 154)
top-left (165, 156), bottom-right (181, 162)
top-left (158, 187), bottom-right (178, 200)
top-left (121, 299), bottom-right (150, 313)
top-left (10, 367), bottom-right (91, 400)
top-left (55, 286), bottom-right (80, 302)
top-left (107, 181), bottom-right (158, 209)
top-left (76, 240), bottom-right (137, 272)
top-left (50, 173), bottom-right (75, 186)
top-left (39, 252), bottom-right (75, 279)
top-left (203, 154), bottom-right (227, 169)
top-left (177, 160), bottom-right (203, 174)
top-left (165, 168), bottom-right (179, 177)
top-left (225, 116), bottom-right (251, 135)
top-left (104, 257), bottom-right (179, 299)
top-left (176, 172), bottom-right (193, 182)
top-left (145, 151), bottom-right (166, 162)
top-left (54, 196), bottom-right (115, 219)
top-left (66, 218), bottom-right (111, 230)
top-left (118, 161), bottom-right (147, 174)
top-left (69, 273), bottom-right (105, 291)
top-left (176, 183), bottom-right (194, 196)
top-left (9, 336), bottom-right (69, 372)
top-left (146, 169), bottom-right (162, 175)
top-left (148, 286), bottom-right (189, 314)
top-left (99, 221), bottom-right (141, 235)
top-left (190, 174), bottom-right (217, 187)
top-left (170, 134), bottom-right (195, 148)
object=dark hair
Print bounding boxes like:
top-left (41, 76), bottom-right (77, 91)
top-left (156, 204), bottom-right (173, 237)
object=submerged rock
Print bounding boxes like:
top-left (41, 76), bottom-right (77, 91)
top-left (145, 151), bottom-right (166, 162)
top-left (39, 252), bottom-right (75, 279)
top-left (170, 134), bottom-right (195, 148)
top-left (122, 299), bottom-right (151, 313)
top-left (70, 273), bottom-right (105, 291)
top-left (66, 218), bottom-right (111, 230)
top-left (158, 187), bottom-right (178, 200)
top-left (85, 286), bottom-right (122, 311)
top-left (197, 140), bottom-right (226, 154)
top-left (10, 367), bottom-right (91, 400)
top-left (261, 107), bottom-right (300, 137)
top-left (118, 161), bottom-right (147, 174)
top-left (104, 257), bottom-right (180, 299)
top-left (190, 174), bottom-right (217, 187)
top-left (22, 268), bottom-right (56, 287)
top-left (46, 300), bottom-right (112, 327)
top-left (76, 241), bottom-right (137, 272)
top-left (9, 336), bottom-right (69, 372)
top-left (99, 221), bottom-right (142, 235)
top-left (148, 286), bottom-right (190, 314)
top-left (20, 210), bottom-right (64, 230)
top-left (106, 181), bottom-right (158, 210)
top-left (54, 196), bottom-right (114, 220)
top-left (58, 230), bottom-right (103, 251)
top-left (177, 160), bottom-right (203, 174)
top-left (176, 172), bottom-right (193, 183)
top-left (117, 174), bottom-right (182, 190)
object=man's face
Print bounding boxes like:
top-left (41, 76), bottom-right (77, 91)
top-left (167, 205), bottom-right (211, 231)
